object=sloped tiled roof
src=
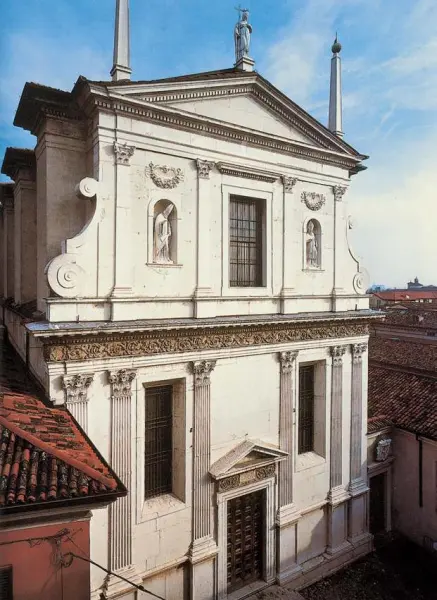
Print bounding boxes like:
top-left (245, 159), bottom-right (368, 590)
top-left (0, 339), bottom-right (126, 511)
top-left (369, 336), bottom-right (437, 373)
top-left (368, 366), bottom-right (437, 440)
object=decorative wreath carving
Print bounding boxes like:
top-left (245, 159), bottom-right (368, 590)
top-left (301, 191), bottom-right (326, 211)
top-left (148, 162), bottom-right (184, 189)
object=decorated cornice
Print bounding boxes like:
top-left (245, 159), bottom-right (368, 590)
top-left (90, 92), bottom-right (363, 171)
top-left (279, 351), bottom-right (299, 374)
top-left (42, 318), bottom-right (370, 362)
top-left (62, 373), bottom-right (94, 403)
top-left (216, 162), bottom-right (278, 183)
top-left (330, 345), bottom-right (347, 366)
top-left (196, 159), bottom-right (215, 179)
top-left (113, 142), bottom-right (135, 166)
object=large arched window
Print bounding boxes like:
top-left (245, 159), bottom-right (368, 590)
top-left (305, 219), bottom-right (321, 269)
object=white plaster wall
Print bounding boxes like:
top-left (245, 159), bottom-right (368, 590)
top-left (392, 430), bottom-right (437, 546)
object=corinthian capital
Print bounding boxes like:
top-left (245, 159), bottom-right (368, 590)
top-left (282, 176), bottom-right (298, 193)
top-left (196, 159), bottom-right (215, 179)
top-left (191, 360), bottom-right (216, 385)
top-left (352, 343), bottom-right (367, 364)
top-left (62, 373), bottom-right (94, 403)
top-left (279, 351), bottom-right (298, 374)
top-left (108, 369), bottom-right (136, 397)
top-left (330, 345), bottom-right (347, 366)
top-left (333, 185), bottom-right (347, 202)
top-left (113, 142), bottom-right (135, 166)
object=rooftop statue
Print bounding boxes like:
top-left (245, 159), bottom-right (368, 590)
top-left (234, 8), bottom-right (252, 61)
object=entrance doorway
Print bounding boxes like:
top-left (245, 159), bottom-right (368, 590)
top-left (369, 473), bottom-right (386, 534)
top-left (227, 489), bottom-right (264, 593)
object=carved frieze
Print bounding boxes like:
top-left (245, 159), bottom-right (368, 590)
top-left (216, 162), bottom-right (277, 183)
top-left (375, 438), bottom-right (392, 462)
top-left (282, 176), bottom-right (298, 193)
top-left (217, 464), bottom-right (275, 493)
top-left (301, 191), bottom-right (326, 211)
top-left (147, 162), bottom-right (184, 188)
top-left (113, 142), bottom-right (135, 166)
top-left (44, 321), bottom-right (370, 362)
top-left (330, 345), bottom-right (347, 366)
top-left (196, 159), bottom-right (215, 179)
top-left (352, 343), bottom-right (367, 363)
top-left (333, 185), bottom-right (347, 202)
top-left (279, 351), bottom-right (298, 374)
top-left (62, 373), bottom-right (94, 403)
top-left (191, 360), bottom-right (217, 385)
top-left (108, 369), bottom-right (136, 397)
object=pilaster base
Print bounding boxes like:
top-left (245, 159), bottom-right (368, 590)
top-left (111, 286), bottom-right (133, 299)
top-left (279, 288), bottom-right (295, 314)
top-left (348, 488), bottom-right (370, 542)
top-left (193, 290), bottom-right (217, 318)
top-left (189, 539), bottom-right (218, 600)
top-left (328, 486), bottom-right (350, 507)
top-left (103, 565), bottom-right (141, 599)
top-left (326, 495), bottom-right (350, 555)
top-left (276, 513), bottom-right (302, 585)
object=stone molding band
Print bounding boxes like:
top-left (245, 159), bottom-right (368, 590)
top-left (44, 320), bottom-right (370, 362)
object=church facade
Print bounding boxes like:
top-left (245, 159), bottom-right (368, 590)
top-left (1, 3), bottom-right (380, 599)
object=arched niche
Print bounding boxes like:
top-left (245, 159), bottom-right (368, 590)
top-left (148, 198), bottom-right (178, 265)
top-left (303, 218), bottom-right (322, 269)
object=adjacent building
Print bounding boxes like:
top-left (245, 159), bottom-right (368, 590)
top-left (1, 3), bottom-right (382, 598)
top-left (367, 307), bottom-right (437, 553)
top-left (0, 336), bottom-right (126, 600)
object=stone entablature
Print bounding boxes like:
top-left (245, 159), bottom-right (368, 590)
top-left (39, 316), bottom-right (373, 362)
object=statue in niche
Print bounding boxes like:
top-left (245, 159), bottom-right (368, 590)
top-left (306, 220), bottom-right (319, 268)
top-left (154, 203), bottom-right (174, 264)
top-left (234, 8), bottom-right (252, 61)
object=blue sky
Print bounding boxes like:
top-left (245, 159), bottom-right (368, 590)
top-left (1, 0), bottom-right (436, 287)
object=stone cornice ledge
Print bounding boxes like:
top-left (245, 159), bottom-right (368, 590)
top-left (216, 161), bottom-right (279, 183)
top-left (87, 88), bottom-right (363, 170)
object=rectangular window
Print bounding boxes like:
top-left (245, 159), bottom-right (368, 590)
top-left (229, 195), bottom-right (263, 287)
top-left (298, 365), bottom-right (315, 454)
top-left (0, 566), bottom-right (13, 600)
top-left (144, 385), bottom-right (173, 499)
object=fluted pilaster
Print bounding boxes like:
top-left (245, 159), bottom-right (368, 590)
top-left (191, 360), bottom-right (216, 547)
top-left (62, 373), bottom-right (94, 432)
top-left (349, 343), bottom-right (367, 492)
top-left (108, 369), bottom-right (136, 572)
top-left (329, 346), bottom-right (347, 498)
top-left (278, 351), bottom-right (298, 509)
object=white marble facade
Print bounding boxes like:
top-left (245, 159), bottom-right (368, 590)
top-left (2, 66), bottom-right (376, 600)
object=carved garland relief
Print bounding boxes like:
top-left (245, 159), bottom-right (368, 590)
top-left (217, 464), bottom-right (275, 493)
top-left (301, 191), bottom-right (326, 211)
top-left (43, 322), bottom-right (370, 362)
top-left (147, 162), bottom-right (184, 188)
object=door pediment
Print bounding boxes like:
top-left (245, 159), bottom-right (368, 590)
top-left (210, 439), bottom-right (287, 480)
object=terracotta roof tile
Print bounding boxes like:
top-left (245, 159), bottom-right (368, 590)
top-left (369, 336), bottom-right (437, 373)
top-left (0, 339), bottom-right (126, 510)
top-left (368, 366), bottom-right (437, 440)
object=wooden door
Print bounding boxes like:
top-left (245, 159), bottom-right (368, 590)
top-left (227, 489), bottom-right (264, 593)
top-left (369, 473), bottom-right (386, 534)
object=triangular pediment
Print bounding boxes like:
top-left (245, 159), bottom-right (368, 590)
top-left (88, 69), bottom-right (364, 160)
top-left (210, 439), bottom-right (288, 480)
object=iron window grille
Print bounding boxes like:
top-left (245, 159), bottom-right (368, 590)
top-left (0, 566), bottom-right (13, 600)
top-left (229, 195), bottom-right (263, 287)
top-left (298, 365), bottom-right (315, 454)
top-left (144, 385), bottom-right (172, 499)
